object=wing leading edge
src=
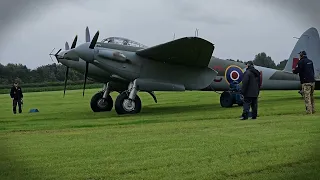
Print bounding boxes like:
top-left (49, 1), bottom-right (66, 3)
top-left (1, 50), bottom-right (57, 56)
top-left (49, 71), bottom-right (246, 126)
top-left (136, 37), bottom-right (215, 68)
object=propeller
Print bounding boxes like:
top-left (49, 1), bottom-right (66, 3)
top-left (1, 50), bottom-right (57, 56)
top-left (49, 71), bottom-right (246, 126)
top-left (86, 26), bottom-right (90, 42)
top-left (56, 26), bottom-right (99, 97)
top-left (63, 35), bottom-right (78, 97)
top-left (65, 42), bottom-right (70, 51)
top-left (82, 27), bottom-right (100, 97)
top-left (89, 31), bottom-right (99, 49)
top-left (71, 35), bottom-right (78, 49)
top-left (63, 42), bottom-right (70, 97)
top-left (63, 66), bottom-right (69, 97)
top-left (83, 62), bottom-right (89, 96)
top-left (49, 48), bottom-right (56, 63)
top-left (49, 48), bottom-right (62, 63)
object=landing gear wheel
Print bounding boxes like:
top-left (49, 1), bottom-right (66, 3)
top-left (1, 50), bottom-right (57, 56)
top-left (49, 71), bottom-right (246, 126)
top-left (90, 92), bottom-right (113, 112)
top-left (115, 91), bottom-right (142, 115)
top-left (220, 91), bottom-right (233, 108)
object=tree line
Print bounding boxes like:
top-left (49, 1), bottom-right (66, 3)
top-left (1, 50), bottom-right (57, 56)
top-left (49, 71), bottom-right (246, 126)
top-left (0, 63), bottom-right (90, 86)
top-left (0, 52), bottom-right (288, 86)
top-left (226, 52), bottom-right (288, 70)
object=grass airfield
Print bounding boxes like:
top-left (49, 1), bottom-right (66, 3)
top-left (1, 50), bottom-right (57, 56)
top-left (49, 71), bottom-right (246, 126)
top-left (0, 89), bottom-right (319, 180)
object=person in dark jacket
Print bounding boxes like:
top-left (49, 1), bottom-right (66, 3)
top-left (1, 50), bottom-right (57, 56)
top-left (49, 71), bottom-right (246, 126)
top-left (240, 61), bottom-right (261, 120)
top-left (10, 82), bottom-right (23, 114)
top-left (292, 51), bottom-right (315, 114)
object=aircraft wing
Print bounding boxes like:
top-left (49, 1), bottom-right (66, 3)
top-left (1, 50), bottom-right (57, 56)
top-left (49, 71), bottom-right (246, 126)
top-left (136, 37), bottom-right (215, 68)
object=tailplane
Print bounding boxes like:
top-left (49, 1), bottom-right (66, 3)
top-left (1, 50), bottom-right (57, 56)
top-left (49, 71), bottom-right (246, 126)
top-left (284, 27), bottom-right (320, 79)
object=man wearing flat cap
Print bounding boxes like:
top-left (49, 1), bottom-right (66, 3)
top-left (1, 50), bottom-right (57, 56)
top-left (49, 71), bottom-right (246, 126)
top-left (293, 50), bottom-right (316, 114)
top-left (240, 61), bottom-right (261, 120)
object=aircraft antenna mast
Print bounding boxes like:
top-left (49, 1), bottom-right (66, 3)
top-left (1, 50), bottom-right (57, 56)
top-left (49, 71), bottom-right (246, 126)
top-left (173, 33), bottom-right (175, 40)
top-left (195, 28), bottom-right (199, 37)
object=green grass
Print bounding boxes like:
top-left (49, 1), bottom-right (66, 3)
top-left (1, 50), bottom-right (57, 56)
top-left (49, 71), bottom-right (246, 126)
top-left (0, 83), bottom-right (102, 94)
top-left (0, 89), bottom-right (319, 180)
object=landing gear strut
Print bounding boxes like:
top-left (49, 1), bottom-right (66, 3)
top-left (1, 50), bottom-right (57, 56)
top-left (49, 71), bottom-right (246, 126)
top-left (90, 83), bottom-right (113, 112)
top-left (115, 80), bottom-right (142, 115)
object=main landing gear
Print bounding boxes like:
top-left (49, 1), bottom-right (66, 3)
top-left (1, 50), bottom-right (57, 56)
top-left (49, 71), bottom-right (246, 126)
top-left (115, 80), bottom-right (142, 115)
top-left (90, 80), bottom-right (143, 115)
top-left (90, 83), bottom-right (113, 112)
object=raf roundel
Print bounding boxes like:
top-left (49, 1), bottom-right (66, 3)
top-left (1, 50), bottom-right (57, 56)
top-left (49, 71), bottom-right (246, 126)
top-left (224, 65), bottom-right (244, 84)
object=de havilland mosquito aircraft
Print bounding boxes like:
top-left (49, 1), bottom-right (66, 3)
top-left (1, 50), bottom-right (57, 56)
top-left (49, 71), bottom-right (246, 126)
top-left (51, 26), bottom-right (320, 115)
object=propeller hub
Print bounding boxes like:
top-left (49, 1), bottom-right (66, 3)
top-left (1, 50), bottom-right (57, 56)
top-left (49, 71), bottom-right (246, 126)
top-left (55, 50), bottom-right (70, 66)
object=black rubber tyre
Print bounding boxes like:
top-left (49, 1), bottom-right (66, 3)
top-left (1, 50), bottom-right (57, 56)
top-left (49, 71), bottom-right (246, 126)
top-left (115, 91), bottom-right (142, 115)
top-left (90, 92), bottom-right (113, 112)
top-left (220, 91), bottom-right (233, 108)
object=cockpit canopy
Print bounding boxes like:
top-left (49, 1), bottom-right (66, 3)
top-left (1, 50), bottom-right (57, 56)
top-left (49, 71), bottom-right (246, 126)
top-left (101, 37), bottom-right (148, 48)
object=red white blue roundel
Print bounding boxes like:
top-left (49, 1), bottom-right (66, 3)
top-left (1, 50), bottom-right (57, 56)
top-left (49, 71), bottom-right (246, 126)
top-left (224, 65), bottom-right (244, 84)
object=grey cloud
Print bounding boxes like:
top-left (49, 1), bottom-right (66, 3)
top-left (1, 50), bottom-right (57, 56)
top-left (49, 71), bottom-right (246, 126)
top-left (253, 0), bottom-right (320, 27)
top-left (177, 12), bottom-right (236, 25)
top-left (168, 1), bottom-right (240, 25)
top-left (0, 0), bottom-right (318, 69)
top-left (0, 0), bottom-right (55, 31)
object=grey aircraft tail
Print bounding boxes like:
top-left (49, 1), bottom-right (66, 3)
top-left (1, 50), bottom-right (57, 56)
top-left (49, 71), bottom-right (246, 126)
top-left (284, 27), bottom-right (320, 80)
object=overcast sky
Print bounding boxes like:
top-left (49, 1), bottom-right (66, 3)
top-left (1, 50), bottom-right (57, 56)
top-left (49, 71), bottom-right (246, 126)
top-left (0, 0), bottom-right (319, 69)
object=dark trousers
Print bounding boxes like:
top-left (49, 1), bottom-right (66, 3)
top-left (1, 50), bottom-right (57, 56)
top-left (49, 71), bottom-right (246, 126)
top-left (242, 97), bottom-right (258, 118)
top-left (13, 99), bottom-right (22, 114)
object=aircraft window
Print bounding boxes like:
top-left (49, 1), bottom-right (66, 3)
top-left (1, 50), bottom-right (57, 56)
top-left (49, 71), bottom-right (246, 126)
top-left (101, 37), bottom-right (148, 48)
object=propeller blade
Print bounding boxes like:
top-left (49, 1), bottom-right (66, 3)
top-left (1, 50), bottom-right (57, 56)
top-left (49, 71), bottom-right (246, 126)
top-left (55, 49), bottom-right (62, 56)
top-left (65, 42), bottom-right (70, 50)
top-left (63, 66), bottom-right (69, 97)
top-left (86, 26), bottom-right (90, 42)
top-left (55, 49), bottom-right (62, 63)
top-left (83, 62), bottom-right (89, 97)
top-left (89, 31), bottom-right (99, 49)
top-left (71, 35), bottom-right (78, 49)
top-left (49, 48), bottom-right (56, 62)
top-left (49, 48), bottom-right (62, 63)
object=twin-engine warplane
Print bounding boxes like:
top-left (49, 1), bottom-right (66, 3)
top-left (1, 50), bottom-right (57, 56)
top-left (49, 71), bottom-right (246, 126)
top-left (51, 27), bottom-right (217, 115)
top-left (50, 27), bottom-right (320, 115)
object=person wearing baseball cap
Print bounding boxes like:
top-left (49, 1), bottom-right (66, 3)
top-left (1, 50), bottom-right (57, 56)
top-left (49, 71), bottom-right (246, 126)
top-left (293, 50), bottom-right (316, 114)
top-left (240, 61), bottom-right (261, 120)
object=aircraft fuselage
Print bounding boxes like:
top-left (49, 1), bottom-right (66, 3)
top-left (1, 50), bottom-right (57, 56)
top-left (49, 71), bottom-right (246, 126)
top-left (63, 41), bottom-right (303, 92)
top-left (206, 58), bottom-right (301, 91)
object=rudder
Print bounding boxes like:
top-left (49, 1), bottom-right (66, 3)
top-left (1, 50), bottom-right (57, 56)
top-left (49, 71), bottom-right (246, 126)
top-left (284, 27), bottom-right (320, 79)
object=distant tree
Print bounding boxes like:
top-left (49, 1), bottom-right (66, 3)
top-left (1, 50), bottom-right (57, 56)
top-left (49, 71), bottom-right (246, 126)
top-left (236, 59), bottom-right (243, 63)
top-left (14, 77), bottom-right (22, 84)
top-left (253, 52), bottom-right (276, 69)
top-left (0, 62), bottom-right (93, 85)
top-left (276, 59), bottom-right (288, 70)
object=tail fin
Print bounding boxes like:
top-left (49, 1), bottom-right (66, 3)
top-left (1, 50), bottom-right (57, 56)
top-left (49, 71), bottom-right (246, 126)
top-left (284, 27), bottom-right (320, 79)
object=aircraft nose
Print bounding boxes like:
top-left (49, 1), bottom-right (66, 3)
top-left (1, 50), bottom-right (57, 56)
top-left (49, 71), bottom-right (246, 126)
top-left (57, 51), bottom-right (66, 66)
top-left (74, 42), bottom-right (94, 63)
top-left (56, 51), bottom-right (68, 66)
